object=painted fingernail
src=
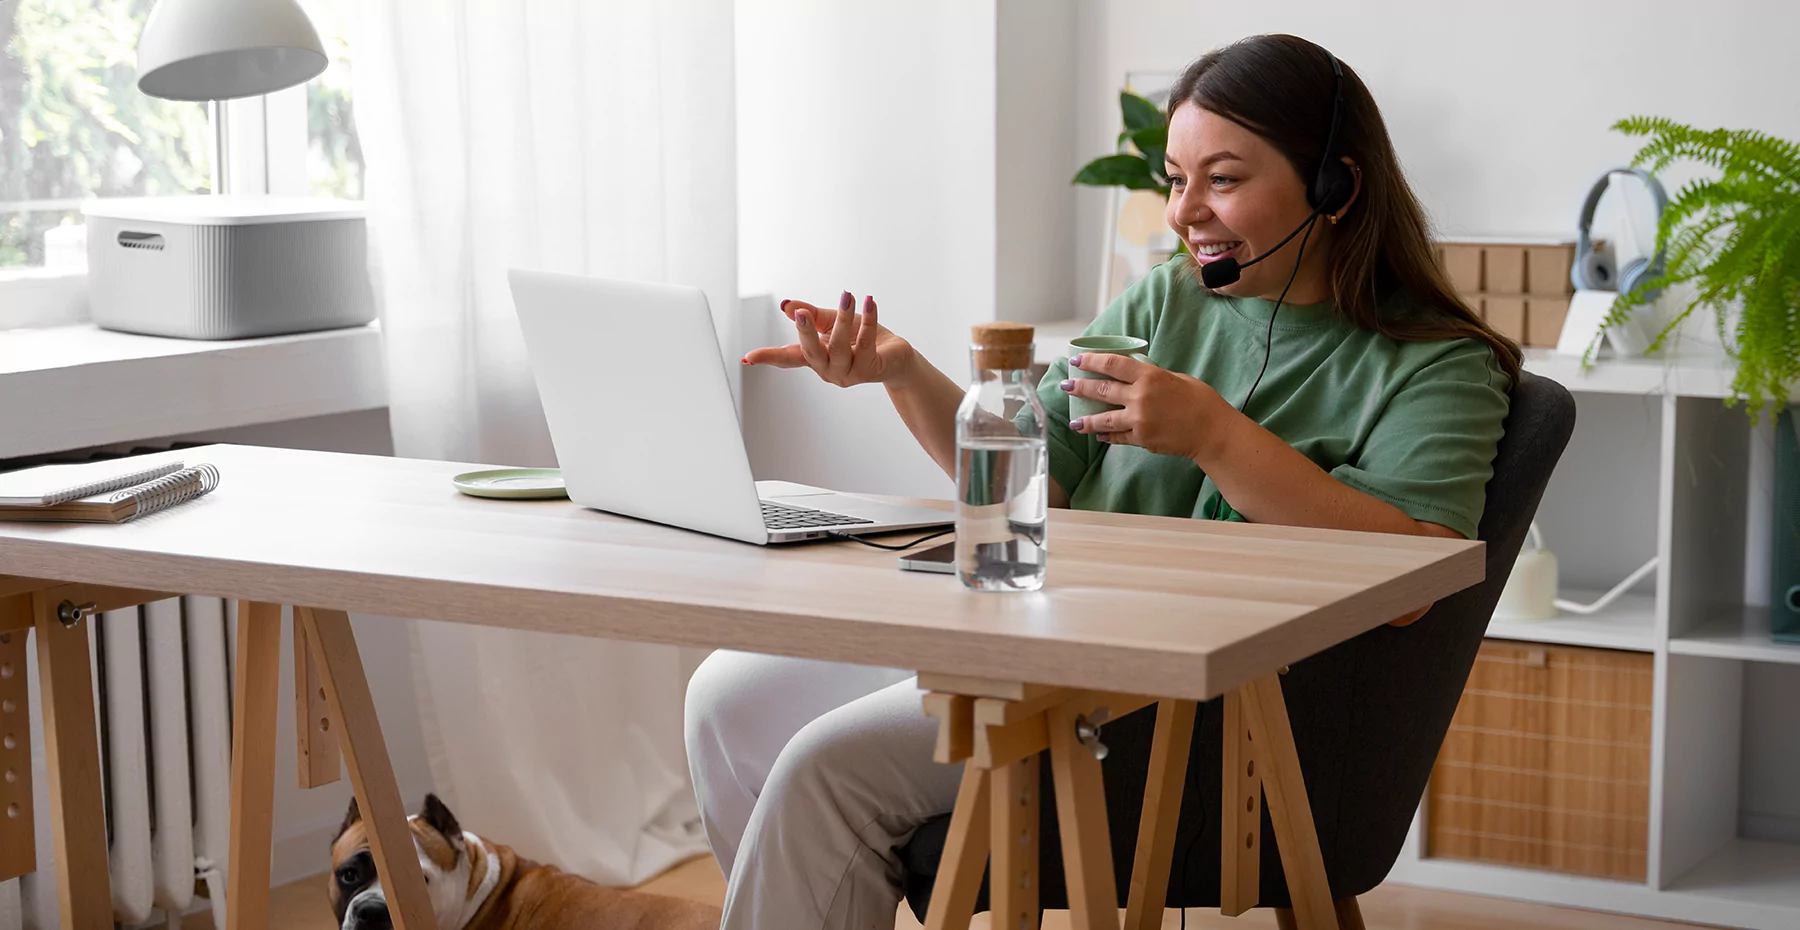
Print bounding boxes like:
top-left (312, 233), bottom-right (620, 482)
top-left (1070, 417), bottom-right (1085, 431)
top-left (796, 309), bottom-right (809, 326)
top-left (1098, 435), bottom-right (1112, 444)
top-left (1060, 379), bottom-right (1075, 392)
top-left (1070, 354), bottom-right (1084, 368)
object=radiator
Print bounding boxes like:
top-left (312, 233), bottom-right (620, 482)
top-left (4, 596), bottom-right (236, 930)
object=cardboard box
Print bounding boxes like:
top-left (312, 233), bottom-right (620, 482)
top-left (1527, 295), bottom-right (1571, 348)
top-left (1441, 244), bottom-right (1483, 292)
top-left (1485, 295), bottom-right (1526, 343)
top-left (1483, 246), bottom-right (1526, 294)
top-left (1526, 245), bottom-right (1575, 295)
top-left (1461, 293), bottom-right (1485, 321)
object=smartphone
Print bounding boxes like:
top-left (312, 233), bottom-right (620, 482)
top-left (897, 540), bottom-right (956, 574)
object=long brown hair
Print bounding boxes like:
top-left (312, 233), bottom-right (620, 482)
top-left (1168, 34), bottom-right (1522, 385)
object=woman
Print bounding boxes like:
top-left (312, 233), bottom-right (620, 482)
top-left (686, 34), bottom-right (1520, 929)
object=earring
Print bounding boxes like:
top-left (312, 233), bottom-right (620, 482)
top-left (1328, 213), bottom-right (1340, 225)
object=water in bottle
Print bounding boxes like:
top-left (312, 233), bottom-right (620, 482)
top-left (955, 323), bottom-right (1049, 591)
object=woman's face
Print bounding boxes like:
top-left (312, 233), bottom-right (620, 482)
top-left (1163, 103), bottom-right (1334, 303)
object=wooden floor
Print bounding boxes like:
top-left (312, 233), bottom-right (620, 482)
top-left (271, 853), bottom-right (1708, 929)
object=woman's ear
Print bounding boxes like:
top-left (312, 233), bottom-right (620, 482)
top-left (1333, 156), bottom-right (1363, 222)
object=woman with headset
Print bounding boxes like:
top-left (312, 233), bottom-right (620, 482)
top-left (687, 33), bottom-right (1522, 928)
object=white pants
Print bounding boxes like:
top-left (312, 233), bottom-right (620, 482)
top-left (683, 651), bottom-right (966, 930)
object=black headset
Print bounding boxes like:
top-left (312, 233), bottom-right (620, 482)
top-left (1310, 54), bottom-right (1355, 215)
top-left (1198, 49), bottom-right (1351, 524)
top-left (1199, 51), bottom-right (1353, 289)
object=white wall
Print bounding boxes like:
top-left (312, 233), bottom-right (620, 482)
top-left (735, 0), bottom-right (1000, 498)
top-left (997, 0), bottom-right (1080, 326)
top-left (736, 0), bottom-right (1080, 497)
top-left (1072, 0), bottom-right (1800, 323)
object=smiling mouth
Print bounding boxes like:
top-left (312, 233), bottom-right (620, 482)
top-left (1190, 240), bottom-right (1242, 264)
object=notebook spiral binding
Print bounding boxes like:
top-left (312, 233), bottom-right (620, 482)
top-left (109, 463), bottom-right (221, 521)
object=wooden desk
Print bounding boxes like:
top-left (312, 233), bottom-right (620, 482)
top-left (0, 444), bottom-right (1482, 930)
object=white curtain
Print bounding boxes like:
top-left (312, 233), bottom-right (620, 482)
top-left (352, 0), bottom-right (734, 884)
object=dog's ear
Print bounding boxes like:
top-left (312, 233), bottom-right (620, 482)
top-left (337, 797), bottom-right (362, 839)
top-left (419, 793), bottom-right (461, 842)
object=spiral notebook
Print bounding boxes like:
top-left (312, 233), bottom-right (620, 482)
top-left (0, 460), bottom-right (221, 523)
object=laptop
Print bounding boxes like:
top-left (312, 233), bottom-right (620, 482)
top-left (508, 269), bottom-right (955, 545)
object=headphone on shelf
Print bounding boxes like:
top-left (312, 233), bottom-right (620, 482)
top-left (1572, 167), bottom-right (1669, 301)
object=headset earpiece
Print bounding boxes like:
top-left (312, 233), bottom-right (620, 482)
top-left (1307, 54), bottom-right (1352, 216)
top-left (1311, 161), bottom-right (1355, 216)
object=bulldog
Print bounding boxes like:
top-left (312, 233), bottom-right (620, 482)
top-left (329, 795), bottom-right (721, 930)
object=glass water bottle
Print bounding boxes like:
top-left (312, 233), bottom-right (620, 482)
top-left (954, 322), bottom-right (1049, 592)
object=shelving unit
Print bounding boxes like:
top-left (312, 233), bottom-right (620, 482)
top-left (1672, 606), bottom-right (1800, 665)
top-left (1034, 313), bottom-right (1795, 928)
top-left (1484, 590), bottom-right (1658, 652)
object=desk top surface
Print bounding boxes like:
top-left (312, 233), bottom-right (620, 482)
top-left (0, 444), bottom-right (1484, 700)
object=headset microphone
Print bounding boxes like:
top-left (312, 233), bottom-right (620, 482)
top-left (1197, 211), bottom-right (1322, 289)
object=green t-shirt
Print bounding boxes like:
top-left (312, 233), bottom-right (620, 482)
top-left (1031, 259), bottom-right (1511, 540)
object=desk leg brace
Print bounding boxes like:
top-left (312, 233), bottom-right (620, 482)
top-left (298, 607), bottom-right (439, 930)
top-left (1241, 675), bottom-right (1338, 930)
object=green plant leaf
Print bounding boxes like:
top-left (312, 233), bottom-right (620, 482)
top-left (1129, 124), bottom-right (1168, 174)
top-left (1600, 116), bottom-right (1800, 418)
top-left (1073, 153), bottom-right (1163, 190)
top-left (1120, 91), bottom-right (1163, 134)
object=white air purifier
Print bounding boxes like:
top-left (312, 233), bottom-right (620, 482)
top-left (81, 195), bottom-right (376, 340)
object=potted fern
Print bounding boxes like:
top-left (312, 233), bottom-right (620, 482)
top-left (1602, 117), bottom-right (1800, 421)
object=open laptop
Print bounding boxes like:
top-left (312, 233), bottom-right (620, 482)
top-left (508, 269), bottom-right (954, 545)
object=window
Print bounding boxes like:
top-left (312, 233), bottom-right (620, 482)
top-left (0, 0), bottom-right (213, 270)
top-left (303, 0), bottom-right (361, 199)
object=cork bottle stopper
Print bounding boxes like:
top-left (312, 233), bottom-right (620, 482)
top-left (971, 322), bottom-right (1035, 370)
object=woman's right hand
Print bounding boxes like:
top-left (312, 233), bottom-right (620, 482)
top-left (743, 291), bottom-right (916, 388)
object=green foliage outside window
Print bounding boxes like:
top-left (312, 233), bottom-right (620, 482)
top-left (0, 0), bottom-right (211, 267)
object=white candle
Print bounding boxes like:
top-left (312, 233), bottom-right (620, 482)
top-left (1495, 548), bottom-right (1559, 622)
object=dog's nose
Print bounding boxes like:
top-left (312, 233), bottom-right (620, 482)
top-left (350, 898), bottom-right (393, 929)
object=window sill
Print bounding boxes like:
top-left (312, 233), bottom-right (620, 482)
top-left (0, 267), bottom-right (90, 330)
top-left (0, 322), bottom-right (387, 459)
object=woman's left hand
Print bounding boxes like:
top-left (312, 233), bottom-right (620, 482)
top-left (1062, 353), bottom-right (1226, 461)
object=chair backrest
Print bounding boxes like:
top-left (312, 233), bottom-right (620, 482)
top-left (898, 369), bottom-right (1578, 915)
top-left (1311, 368), bottom-right (1577, 895)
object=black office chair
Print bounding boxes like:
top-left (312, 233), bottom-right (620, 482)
top-left (899, 370), bottom-right (1577, 922)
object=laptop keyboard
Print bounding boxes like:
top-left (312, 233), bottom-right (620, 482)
top-left (761, 500), bottom-right (874, 531)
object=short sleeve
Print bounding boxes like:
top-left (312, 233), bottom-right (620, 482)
top-left (1328, 342), bottom-right (1511, 539)
top-left (1028, 355), bottom-right (1100, 497)
top-left (1015, 260), bottom-right (1176, 500)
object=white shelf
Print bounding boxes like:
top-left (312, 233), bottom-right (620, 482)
top-left (1484, 590), bottom-right (1658, 652)
top-left (1518, 347), bottom-right (1760, 399)
top-left (1662, 838), bottom-right (1800, 925)
top-left (1026, 316), bottom-right (1783, 401)
top-left (0, 323), bottom-right (387, 459)
top-left (1670, 605), bottom-right (1800, 664)
top-left (1392, 842), bottom-right (1800, 930)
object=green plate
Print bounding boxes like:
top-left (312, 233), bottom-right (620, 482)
top-left (451, 468), bottom-right (568, 500)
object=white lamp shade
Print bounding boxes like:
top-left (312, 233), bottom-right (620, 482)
top-left (137, 0), bottom-right (328, 101)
